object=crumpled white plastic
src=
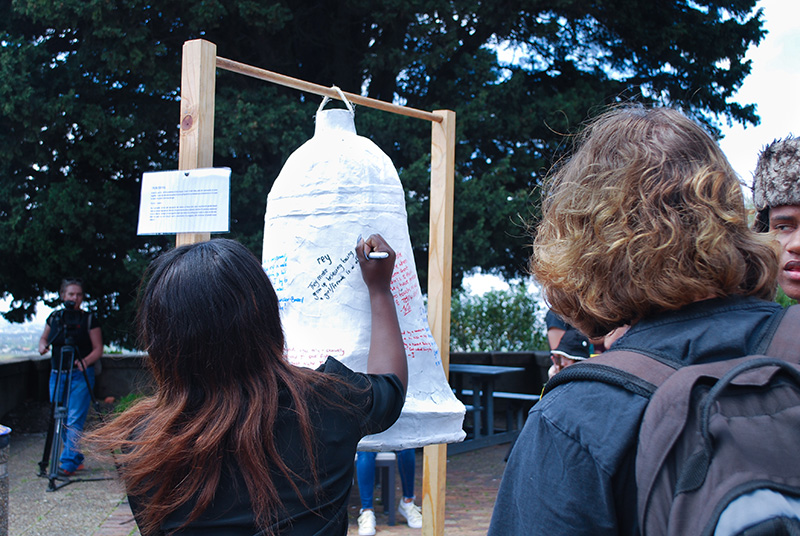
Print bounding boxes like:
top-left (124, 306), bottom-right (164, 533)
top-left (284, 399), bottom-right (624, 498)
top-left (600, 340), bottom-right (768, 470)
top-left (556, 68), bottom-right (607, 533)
top-left (262, 107), bottom-right (465, 450)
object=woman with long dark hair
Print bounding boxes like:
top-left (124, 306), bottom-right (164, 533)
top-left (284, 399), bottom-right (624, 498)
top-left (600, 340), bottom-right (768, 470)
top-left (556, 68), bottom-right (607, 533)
top-left (88, 235), bottom-right (407, 535)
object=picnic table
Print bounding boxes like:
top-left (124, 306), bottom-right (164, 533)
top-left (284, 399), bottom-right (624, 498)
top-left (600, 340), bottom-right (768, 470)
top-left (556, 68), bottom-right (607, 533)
top-left (449, 363), bottom-right (536, 453)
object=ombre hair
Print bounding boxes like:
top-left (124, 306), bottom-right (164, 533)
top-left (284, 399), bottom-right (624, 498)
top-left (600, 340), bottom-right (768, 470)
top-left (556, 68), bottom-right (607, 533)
top-left (87, 239), bottom-right (354, 535)
top-left (531, 106), bottom-right (778, 338)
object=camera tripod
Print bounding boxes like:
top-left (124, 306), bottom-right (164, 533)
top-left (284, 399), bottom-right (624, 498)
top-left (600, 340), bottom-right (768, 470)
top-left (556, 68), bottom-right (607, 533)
top-left (37, 342), bottom-right (110, 491)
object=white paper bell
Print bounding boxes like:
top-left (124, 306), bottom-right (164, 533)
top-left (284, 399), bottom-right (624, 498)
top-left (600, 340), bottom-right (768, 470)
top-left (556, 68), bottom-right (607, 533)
top-left (262, 107), bottom-right (466, 450)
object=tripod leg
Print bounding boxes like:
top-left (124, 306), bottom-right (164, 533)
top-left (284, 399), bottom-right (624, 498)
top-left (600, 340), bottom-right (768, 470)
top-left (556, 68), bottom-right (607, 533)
top-left (49, 385), bottom-right (68, 478)
top-left (48, 414), bottom-right (66, 490)
top-left (38, 394), bottom-right (57, 476)
top-left (46, 348), bottom-right (73, 487)
top-left (79, 360), bottom-right (101, 413)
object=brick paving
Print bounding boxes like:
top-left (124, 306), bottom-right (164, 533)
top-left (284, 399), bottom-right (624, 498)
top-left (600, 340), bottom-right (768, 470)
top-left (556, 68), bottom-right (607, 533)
top-left (345, 445), bottom-right (508, 535)
top-left (93, 506), bottom-right (139, 536)
top-left (8, 432), bottom-right (509, 535)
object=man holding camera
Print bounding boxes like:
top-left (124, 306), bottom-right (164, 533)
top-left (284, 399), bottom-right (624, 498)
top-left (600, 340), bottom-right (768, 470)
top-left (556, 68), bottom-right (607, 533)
top-left (38, 278), bottom-right (103, 476)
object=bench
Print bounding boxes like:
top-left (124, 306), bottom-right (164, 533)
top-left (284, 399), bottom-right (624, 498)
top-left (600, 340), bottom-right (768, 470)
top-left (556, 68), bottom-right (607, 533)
top-left (457, 389), bottom-right (540, 432)
top-left (494, 391), bottom-right (540, 430)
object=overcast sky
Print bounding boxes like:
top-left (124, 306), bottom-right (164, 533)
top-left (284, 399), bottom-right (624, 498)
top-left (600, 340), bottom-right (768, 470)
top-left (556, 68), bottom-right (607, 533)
top-left (468, 0), bottom-right (799, 296)
top-left (718, 0), bottom-right (800, 196)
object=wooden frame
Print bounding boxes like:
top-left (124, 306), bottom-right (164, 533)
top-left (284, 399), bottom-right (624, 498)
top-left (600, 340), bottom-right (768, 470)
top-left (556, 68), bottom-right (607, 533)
top-left (177, 38), bottom-right (456, 536)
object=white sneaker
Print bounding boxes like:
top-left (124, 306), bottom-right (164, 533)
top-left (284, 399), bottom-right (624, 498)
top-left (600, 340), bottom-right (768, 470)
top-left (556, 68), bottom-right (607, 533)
top-left (358, 509), bottom-right (376, 536)
top-left (398, 499), bottom-right (423, 529)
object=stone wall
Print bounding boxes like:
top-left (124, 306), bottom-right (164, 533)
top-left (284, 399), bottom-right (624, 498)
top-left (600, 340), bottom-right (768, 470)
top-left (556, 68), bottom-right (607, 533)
top-left (0, 354), bottom-right (154, 421)
top-left (1, 351), bottom-right (550, 422)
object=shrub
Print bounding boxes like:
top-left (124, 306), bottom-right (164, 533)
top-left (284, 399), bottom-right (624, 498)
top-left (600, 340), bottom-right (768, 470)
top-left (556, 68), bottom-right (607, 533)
top-left (450, 281), bottom-right (547, 352)
top-left (776, 287), bottom-right (798, 308)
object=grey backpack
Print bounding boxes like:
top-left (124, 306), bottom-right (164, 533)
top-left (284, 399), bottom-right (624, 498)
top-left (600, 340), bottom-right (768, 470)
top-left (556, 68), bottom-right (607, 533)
top-left (544, 305), bottom-right (800, 536)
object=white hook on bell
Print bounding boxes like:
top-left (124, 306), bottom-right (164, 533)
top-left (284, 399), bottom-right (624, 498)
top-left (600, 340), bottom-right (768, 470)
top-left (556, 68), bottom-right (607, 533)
top-left (317, 85), bottom-right (355, 116)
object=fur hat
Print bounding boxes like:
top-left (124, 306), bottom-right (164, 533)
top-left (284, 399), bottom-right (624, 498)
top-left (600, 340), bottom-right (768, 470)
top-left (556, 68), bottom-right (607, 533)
top-left (752, 136), bottom-right (800, 231)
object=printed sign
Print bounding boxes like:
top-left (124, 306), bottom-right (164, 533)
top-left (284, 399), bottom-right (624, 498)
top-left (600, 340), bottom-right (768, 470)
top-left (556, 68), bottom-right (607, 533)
top-left (137, 168), bottom-right (231, 235)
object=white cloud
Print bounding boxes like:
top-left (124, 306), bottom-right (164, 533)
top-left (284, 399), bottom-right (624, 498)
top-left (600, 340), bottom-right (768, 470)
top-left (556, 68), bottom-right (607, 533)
top-left (718, 0), bottom-right (800, 191)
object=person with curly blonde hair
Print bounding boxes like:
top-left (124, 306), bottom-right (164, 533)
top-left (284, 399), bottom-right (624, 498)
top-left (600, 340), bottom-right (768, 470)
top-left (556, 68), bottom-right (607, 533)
top-left (489, 106), bottom-right (785, 535)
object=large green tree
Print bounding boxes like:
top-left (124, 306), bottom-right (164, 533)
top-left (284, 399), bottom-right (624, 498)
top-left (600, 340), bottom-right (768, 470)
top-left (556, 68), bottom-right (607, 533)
top-left (0, 0), bottom-right (764, 346)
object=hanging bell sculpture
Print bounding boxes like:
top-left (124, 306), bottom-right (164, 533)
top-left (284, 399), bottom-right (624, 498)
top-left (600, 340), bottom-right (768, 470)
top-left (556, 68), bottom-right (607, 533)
top-left (262, 97), bottom-right (465, 450)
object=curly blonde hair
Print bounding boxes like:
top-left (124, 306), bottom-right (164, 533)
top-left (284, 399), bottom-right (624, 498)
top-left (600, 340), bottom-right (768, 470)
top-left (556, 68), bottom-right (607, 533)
top-left (532, 106), bottom-right (778, 337)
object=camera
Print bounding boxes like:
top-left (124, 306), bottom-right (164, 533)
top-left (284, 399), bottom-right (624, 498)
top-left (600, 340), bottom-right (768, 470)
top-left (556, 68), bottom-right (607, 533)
top-left (61, 301), bottom-right (82, 331)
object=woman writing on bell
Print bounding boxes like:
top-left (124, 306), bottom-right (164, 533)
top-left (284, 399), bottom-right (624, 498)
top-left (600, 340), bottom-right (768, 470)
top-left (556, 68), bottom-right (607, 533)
top-left (89, 235), bottom-right (407, 535)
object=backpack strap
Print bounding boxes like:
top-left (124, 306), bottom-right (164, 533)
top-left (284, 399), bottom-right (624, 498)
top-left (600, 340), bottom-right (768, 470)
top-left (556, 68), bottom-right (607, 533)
top-left (764, 304), bottom-right (800, 362)
top-left (542, 350), bottom-right (676, 399)
top-left (542, 304), bottom-right (800, 399)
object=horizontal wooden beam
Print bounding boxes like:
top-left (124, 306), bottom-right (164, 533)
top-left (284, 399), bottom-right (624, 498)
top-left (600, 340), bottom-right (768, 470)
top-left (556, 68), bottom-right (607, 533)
top-left (216, 56), bottom-right (442, 124)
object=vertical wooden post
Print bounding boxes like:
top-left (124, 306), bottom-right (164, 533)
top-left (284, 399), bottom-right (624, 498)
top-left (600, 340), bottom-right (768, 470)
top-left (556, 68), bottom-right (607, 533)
top-left (176, 41), bottom-right (458, 532)
top-left (422, 109), bottom-right (456, 536)
top-left (176, 39), bottom-right (217, 247)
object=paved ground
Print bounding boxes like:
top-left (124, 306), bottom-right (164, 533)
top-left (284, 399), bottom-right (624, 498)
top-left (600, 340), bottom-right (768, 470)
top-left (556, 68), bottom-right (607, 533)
top-left (6, 431), bottom-right (509, 535)
top-left (7, 431), bottom-right (136, 536)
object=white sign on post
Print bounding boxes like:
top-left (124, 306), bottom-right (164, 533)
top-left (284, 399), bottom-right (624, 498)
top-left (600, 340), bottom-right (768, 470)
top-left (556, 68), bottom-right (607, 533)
top-left (137, 168), bottom-right (231, 235)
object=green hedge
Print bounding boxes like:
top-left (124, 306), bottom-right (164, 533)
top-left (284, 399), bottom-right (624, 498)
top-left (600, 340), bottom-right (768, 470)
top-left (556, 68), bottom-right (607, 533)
top-left (450, 281), bottom-right (547, 352)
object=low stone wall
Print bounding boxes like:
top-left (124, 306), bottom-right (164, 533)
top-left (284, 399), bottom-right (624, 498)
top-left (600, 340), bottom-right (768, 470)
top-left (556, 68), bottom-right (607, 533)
top-left (0, 357), bottom-right (43, 423)
top-left (1, 351), bottom-right (550, 422)
top-left (94, 354), bottom-right (154, 401)
top-left (0, 354), bottom-right (154, 421)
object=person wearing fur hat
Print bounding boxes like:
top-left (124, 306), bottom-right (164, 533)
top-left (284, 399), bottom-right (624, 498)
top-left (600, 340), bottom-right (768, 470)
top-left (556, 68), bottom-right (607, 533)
top-left (753, 136), bottom-right (800, 299)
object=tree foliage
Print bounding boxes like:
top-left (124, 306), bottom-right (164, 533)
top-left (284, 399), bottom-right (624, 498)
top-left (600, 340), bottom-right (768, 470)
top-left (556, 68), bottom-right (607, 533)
top-left (450, 282), bottom-right (547, 352)
top-left (0, 0), bottom-right (765, 346)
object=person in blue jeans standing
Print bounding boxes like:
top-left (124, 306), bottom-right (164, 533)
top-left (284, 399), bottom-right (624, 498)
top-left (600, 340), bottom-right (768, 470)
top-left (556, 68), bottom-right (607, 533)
top-left (356, 449), bottom-right (422, 535)
top-left (38, 278), bottom-right (103, 477)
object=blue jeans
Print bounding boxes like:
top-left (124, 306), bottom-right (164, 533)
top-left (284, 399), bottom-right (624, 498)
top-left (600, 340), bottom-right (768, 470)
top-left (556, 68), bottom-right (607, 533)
top-left (49, 366), bottom-right (95, 472)
top-left (356, 449), bottom-right (416, 510)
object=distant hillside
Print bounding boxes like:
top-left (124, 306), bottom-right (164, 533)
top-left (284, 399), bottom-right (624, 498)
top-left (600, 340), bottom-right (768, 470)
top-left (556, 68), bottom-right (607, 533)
top-left (0, 323), bottom-right (45, 359)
